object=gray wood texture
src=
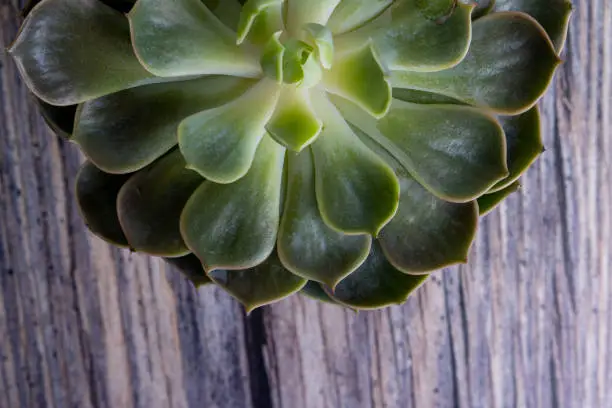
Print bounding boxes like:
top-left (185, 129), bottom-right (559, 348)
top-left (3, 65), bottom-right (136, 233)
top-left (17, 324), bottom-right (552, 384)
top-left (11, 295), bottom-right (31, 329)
top-left (1, 1), bottom-right (610, 407)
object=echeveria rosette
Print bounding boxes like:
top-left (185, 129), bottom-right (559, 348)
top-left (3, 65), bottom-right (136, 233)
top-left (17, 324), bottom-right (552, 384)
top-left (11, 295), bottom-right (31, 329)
top-left (9, 0), bottom-right (570, 311)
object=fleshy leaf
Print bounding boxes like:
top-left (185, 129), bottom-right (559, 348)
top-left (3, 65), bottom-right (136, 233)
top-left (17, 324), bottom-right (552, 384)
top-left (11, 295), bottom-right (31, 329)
top-left (492, 0), bottom-right (573, 52)
top-left (327, 242), bottom-right (429, 309)
top-left (209, 0), bottom-right (243, 30)
top-left (327, 0), bottom-right (393, 34)
top-left (75, 161), bottom-right (130, 247)
top-left (392, 88), bottom-right (463, 105)
top-left (323, 43), bottom-right (391, 118)
top-left (310, 92), bottom-right (399, 236)
top-left (300, 281), bottom-right (341, 305)
top-left (286, 0), bottom-right (341, 34)
top-left (490, 106), bottom-right (542, 192)
top-left (9, 0), bottom-right (154, 106)
top-left (468, 0), bottom-right (495, 19)
top-left (209, 252), bottom-right (306, 313)
top-left (237, 0), bottom-right (282, 44)
top-left (266, 86), bottom-right (323, 151)
top-left (278, 151), bottom-right (371, 288)
top-left (260, 32), bottom-right (285, 82)
top-left (363, 139), bottom-right (478, 273)
top-left (337, 0), bottom-right (472, 72)
top-left (128, 0), bottom-right (260, 77)
top-left (165, 254), bottom-right (212, 287)
top-left (303, 24), bottom-right (335, 69)
top-left (36, 99), bottom-right (77, 139)
top-left (478, 181), bottom-right (520, 215)
top-left (117, 150), bottom-right (204, 257)
top-left (180, 136), bottom-right (285, 272)
top-left (335, 96), bottom-right (508, 203)
top-left (178, 79), bottom-right (280, 183)
top-left (74, 76), bottom-right (254, 174)
top-left (391, 12), bottom-right (561, 115)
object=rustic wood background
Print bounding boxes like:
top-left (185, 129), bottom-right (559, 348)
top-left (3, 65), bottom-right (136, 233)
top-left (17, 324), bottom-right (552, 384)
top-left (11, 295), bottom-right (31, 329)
top-left (1, 1), bottom-right (610, 407)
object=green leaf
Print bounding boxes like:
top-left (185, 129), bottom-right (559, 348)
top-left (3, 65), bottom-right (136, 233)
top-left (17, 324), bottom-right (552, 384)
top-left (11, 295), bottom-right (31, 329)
top-left (266, 86), bottom-right (323, 151)
top-left (391, 12), bottom-right (561, 115)
top-left (303, 23), bottom-right (335, 69)
top-left (278, 151), bottom-right (371, 288)
top-left (489, 106), bottom-right (542, 192)
top-left (310, 92), bottom-right (399, 236)
top-left (468, 0), bottom-right (495, 19)
top-left (326, 0), bottom-right (393, 34)
top-left (335, 96), bottom-right (508, 202)
top-left (392, 88), bottom-right (463, 105)
top-left (299, 281), bottom-right (340, 305)
top-left (36, 99), bottom-right (77, 139)
top-left (237, 0), bottom-right (282, 44)
top-left (370, 142), bottom-right (478, 273)
top-left (209, 0), bottom-right (243, 31)
top-left (73, 76), bottom-right (254, 174)
top-left (9, 0), bottom-right (154, 106)
top-left (327, 241), bottom-right (429, 309)
top-left (128, 0), bottom-right (260, 77)
top-left (323, 43), bottom-right (391, 118)
top-left (117, 150), bottom-right (204, 257)
top-left (209, 252), bottom-right (306, 313)
top-left (178, 79), bottom-right (280, 184)
top-left (260, 32), bottom-right (285, 82)
top-left (286, 0), bottom-right (341, 34)
top-left (165, 254), bottom-right (212, 287)
top-left (492, 0), bottom-right (573, 52)
top-left (180, 136), bottom-right (285, 272)
top-left (478, 181), bottom-right (520, 215)
top-left (336, 0), bottom-right (473, 72)
top-left (75, 161), bottom-right (130, 247)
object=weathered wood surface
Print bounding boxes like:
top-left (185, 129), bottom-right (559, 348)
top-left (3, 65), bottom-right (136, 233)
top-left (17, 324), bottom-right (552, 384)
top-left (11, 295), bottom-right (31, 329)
top-left (0, 1), bottom-right (610, 407)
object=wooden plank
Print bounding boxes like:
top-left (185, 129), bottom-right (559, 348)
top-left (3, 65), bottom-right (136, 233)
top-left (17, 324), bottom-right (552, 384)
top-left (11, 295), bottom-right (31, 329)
top-left (0, 1), bottom-right (610, 407)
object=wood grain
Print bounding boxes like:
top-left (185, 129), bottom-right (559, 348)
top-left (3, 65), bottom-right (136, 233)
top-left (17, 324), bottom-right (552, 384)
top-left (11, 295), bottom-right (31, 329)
top-left (1, 1), bottom-right (610, 407)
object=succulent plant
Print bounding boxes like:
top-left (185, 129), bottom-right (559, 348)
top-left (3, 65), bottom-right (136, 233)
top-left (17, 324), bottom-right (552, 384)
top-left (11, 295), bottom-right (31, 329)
top-left (10, 0), bottom-right (572, 311)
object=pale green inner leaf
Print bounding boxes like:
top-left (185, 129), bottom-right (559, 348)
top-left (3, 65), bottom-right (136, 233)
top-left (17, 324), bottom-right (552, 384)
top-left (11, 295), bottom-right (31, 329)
top-left (322, 43), bottom-right (391, 118)
top-left (178, 79), bottom-right (281, 184)
top-left (266, 86), bottom-right (323, 151)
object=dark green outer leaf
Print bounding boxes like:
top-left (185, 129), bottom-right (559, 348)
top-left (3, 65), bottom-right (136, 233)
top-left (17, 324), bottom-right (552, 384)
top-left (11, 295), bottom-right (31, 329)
top-left (36, 98), bottom-right (77, 139)
top-left (75, 161), bottom-right (130, 247)
top-left (164, 254), bottom-right (212, 287)
top-left (180, 136), bottom-right (285, 272)
top-left (353, 126), bottom-right (478, 273)
top-left (490, 106), bottom-right (542, 192)
top-left (391, 12), bottom-right (561, 115)
top-left (327, 241), bottom-right (429, 309)
top-left (299, 281), bottom-right (340, 305)
top-left (209, 252), bottom-right (307, 313)
top-left (478, 181), bottom-right (520, 215)
top-left (10, 0), bottom-right (155, 106)
top-left (492, 0), bottom-right (573, 52)
top-left (117, 150), bottom-right (204, 257)
top-left (277, 151), bottom-right (371, 288)
top-left (73, 76), bottom-right (255, 174)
